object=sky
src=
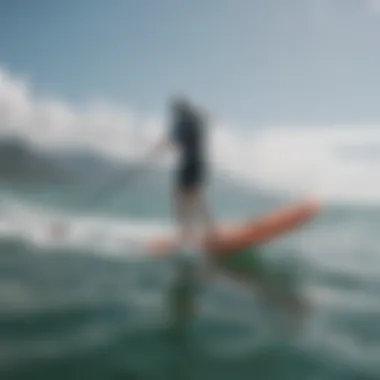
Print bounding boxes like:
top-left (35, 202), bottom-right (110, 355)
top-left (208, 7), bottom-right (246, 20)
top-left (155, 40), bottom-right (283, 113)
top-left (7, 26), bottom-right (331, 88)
top-left (1, 0), bottom-right (380, 127)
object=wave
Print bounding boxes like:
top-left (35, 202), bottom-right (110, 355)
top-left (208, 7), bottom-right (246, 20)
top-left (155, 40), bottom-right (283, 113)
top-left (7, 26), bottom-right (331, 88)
top-left (0, 199), bottom-right (169, 259)
top-left (2, 66), bottom-right (380, 204)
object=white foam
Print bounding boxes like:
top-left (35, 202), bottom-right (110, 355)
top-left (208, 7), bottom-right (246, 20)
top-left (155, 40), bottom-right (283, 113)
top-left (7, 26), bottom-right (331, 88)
top-left (0, 199), bottom-right (172, 257)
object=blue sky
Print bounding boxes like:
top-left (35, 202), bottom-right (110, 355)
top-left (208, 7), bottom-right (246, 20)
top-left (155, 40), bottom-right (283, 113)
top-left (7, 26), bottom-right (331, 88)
top-left (1, 0), bottom-right (380, 127)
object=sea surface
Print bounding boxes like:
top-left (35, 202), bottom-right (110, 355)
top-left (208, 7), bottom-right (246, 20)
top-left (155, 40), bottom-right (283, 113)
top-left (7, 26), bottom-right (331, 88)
top-left (1, 126), bottom-right (380, 380)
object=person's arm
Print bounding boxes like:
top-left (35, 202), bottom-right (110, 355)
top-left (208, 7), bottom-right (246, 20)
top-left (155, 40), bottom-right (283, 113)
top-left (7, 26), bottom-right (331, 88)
top-left (150, 137), bottom-right (172, 156)
top-left (148, 120), bottom-right (177, 159)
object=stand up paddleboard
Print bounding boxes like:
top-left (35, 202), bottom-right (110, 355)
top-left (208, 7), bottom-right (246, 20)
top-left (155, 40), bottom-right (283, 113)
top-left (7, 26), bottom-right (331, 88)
top-left (146, 200), bottom-right (320, 257)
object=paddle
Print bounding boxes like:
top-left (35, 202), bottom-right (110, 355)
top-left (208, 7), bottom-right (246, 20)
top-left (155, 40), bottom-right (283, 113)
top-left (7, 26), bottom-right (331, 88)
top-left (48, 137), bottom-right (172, 242)
top-left (48, 154), bottom-right (157, 242)
top-left (74, 135), bottom-right (170, 209)
top-left (79, 158), bottom-right (150, 209)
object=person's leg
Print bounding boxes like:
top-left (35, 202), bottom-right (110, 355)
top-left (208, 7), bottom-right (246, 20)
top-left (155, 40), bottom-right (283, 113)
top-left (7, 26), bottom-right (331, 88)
top-left (174, 162), bottom-right (199, 248)
top-left (171, 163), bottom-right (217, 306)
top-left (173, 189), bottom-right (198, 248)
top-left (169, 188), bottom-right (203, 338)
top-left (175, 187), bottom-right (220, 286)
top-left (190, 190), bottom-right (216, 242)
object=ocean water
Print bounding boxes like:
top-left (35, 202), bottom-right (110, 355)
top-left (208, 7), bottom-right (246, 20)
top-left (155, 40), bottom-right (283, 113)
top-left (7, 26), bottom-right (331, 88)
top-left (1, 68), bottom-right (380, 379)
top-left (1, 174), bottom-right (380, 380)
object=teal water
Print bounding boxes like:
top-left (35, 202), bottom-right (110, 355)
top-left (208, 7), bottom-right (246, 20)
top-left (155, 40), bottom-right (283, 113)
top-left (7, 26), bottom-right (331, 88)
top-left (1, 179), bottom-right (380, 380)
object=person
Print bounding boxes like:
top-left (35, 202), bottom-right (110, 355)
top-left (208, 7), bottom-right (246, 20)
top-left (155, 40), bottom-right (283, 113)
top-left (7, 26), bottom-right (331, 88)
top-left (149, 95), bottom-right (217, 334)
top-left (151, 95), bottom-right (215, 257)
top-left (150, 97), bottom-right (309, 329)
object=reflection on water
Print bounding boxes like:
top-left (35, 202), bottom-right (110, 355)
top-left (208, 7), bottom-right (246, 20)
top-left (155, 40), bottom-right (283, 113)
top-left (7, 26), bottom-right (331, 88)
top-left (167, 260), bottom-right (200, 380)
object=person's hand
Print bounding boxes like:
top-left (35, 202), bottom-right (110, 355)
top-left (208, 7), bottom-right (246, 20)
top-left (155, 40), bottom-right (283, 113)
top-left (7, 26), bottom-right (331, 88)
top-left (148, 138), bottom-right (172, 159)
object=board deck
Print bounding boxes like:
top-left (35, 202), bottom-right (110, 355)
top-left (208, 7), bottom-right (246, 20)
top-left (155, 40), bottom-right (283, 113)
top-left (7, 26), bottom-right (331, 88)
top-left (146, 200), bottom-right (321, 257)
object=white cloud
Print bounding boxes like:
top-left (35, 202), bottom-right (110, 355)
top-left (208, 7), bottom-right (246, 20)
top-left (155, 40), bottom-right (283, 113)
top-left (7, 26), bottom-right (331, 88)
top-left (0, 66), bottom-right (161, 160)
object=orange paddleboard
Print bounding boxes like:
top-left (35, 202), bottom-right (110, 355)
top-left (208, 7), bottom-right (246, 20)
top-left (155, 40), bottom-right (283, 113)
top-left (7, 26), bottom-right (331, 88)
top-left (146, 200), bottom-right (321, 257)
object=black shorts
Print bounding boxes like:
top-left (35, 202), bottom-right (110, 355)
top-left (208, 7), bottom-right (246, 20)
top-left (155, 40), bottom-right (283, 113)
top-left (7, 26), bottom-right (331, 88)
top-left (176, 161), bottom-right (205, 191)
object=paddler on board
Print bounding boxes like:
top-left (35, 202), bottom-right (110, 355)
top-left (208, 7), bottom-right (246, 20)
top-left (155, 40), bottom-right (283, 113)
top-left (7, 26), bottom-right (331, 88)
top-left (149, 95), bottom-right (217, 329)
top-left (150, 95), bottom-right (316, 326)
